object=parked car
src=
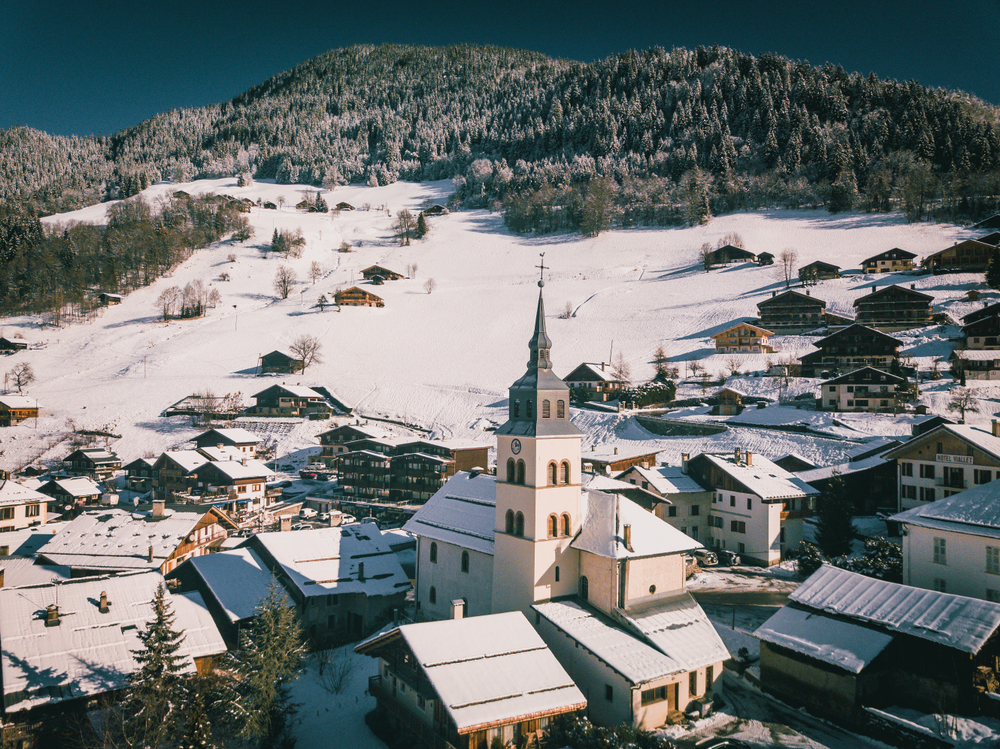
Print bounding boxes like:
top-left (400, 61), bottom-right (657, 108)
top-left (299, 508), bottom-right (317, 519)
top-left (291, 522), bottom-right (310, 531)
top-left (694, 549), bottom-right (718, 566)
top-left (340, 514), bottom-right (357, 525)
top-left (717, 549), bottom-right (741, 566)
top-left (318, 512), bottom-right (330, 522)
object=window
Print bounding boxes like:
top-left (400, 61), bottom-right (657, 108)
top-left (933, 537), bottom-right (946, 565)
top-left (976, 469), bottom-right (993, 485)
top-left (729, 495), bottom-right (735, 507)
top-left (0, 508), bottom-right (12, 521)
top-left (547, 514), bottom-right (558, 538)
top-left (667, 506), bottom-right (677, 517)
top-left (512, 400), bottom-right (520, 418)
top-left (542, 400), bottom-right (551, 418)
top-left (605, 685), bottom-right (614, 702)
top-left (707, 665), bottom-right (714, 684)
top-left (560, 461), bottom-right (570, 484)
top-left (988, 589), bottom-right (1000, 603)
top-left (328, 614), bottom-right (337, 628)
top-left (730, 520), bottom-right (746, 533)
top-left (555, 566), bottom-right (560, 582)
top-left (506, 459), bottom-right (515, 483)
top-left (746, 497), bottom-right (752, 510)
top-left (0, 545), bottom-right (8, 556)
top-left (902, 485), bottom-right (917, 500)
top-left (326, 594), bottom-right (338, 605)
top-left (640, 686), bottom-right (667, 705)
top-left (429, 586), bottom-right (436, 604)
top-left (561, 513), bottom-right (571, 536)
top-left (580, 576), bottom-right (589, 601)
top-left (932, 578), bottom-right (947, 593)
top-left (780, 527), bottom-right (785, 543)
top-left (505, 509), bottom-right (514, 534)
top-left (920, 464), bottom-right (935, 479)
top-left (515, 512), bottom-right (524, 537)
top-left (416, 694), bottom-right (426, 710)
top-left (689, 671), bottom-right (698, 696)
top-left (526, 400), bottom-right (533, 418)
top-left (25, 504), bottom-right (40, 518)
top-left (429, 542), bottom-right (438, 563)
top-left (901, 462), bottom-right (913, 477)
top-left (516, 460), bottom-right (525, 485)
top-left (920, 487), bottom-right (936, 502)
top-left (548, 462), bottom-right (557, 486)
top-left (557, 400), bottom-right (565, 418)
top-left (988, 547), bottom-right (1000, 575)
top-left (690, 505), bottom-right (700, 516)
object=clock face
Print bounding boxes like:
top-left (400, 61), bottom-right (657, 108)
top-left (511, 439), bottom-right (522, 455)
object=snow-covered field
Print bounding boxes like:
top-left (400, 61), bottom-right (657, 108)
top-left (0, 177), bottom-right (986, 471)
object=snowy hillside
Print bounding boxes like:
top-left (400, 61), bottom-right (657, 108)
top-left (0, 177), bottom-right (989, 470)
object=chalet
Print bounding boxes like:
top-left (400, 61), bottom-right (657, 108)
top-left (562, 362), bottom-right (625, 401)
top-left (711, 322), bottom-right (774, 354)
top-left (421, 204), bottom-right (448, 216)
top-left (977, 231), bottom-right (1000, 247)
top-left (357, 613), bottom-right (586, 749)
top-left (36, 503), bottom-right (236, 574)
top-left (798, 260), bottom-right (840, 283)
top-left (123, 457), bottom-right (157, 492)
top-left (845, 437), bottom-right (903, 461)
top-left (756, 251), bottom-right (775, 266)
top-left (249, 384), bottom-right (332, 418)
top-left (262, 201), bottom-right (277, 210)
top-left (335, 202), bottom-right (355, 211)
top-left (923, 239), bottom-right (994, 272)
top-left (0, 395), bottom-right (38, 426)
top-left (0, 481), bottom-right (48, 531)
top-left (756, 289), bottom-right (826, 334)
top-left (260, 349), bottom-right (303, 374)
top-left (891, 479), bottom-right (1000, 600)
top-left (755, 564), bottom-right (1000, 727)
top-left (614, 461), bottom-right (713, 543)
top-left (62, 447), bottom-right (121, 480)
top-left (852, 284), bottom-right (933, 331)
top-left (187, 458), bottom-right (273, 512)
top-left (0, 337), bottom-right (27, 353)
top-left (712, 386), bottom-right (745, 416)
top-left (244, 524), bottom-right (410, 644)
top-left (860, 248), bottom-right (916, 274)
top-left (963, 301), bottom-right (1000, 326)
top-left (336, 286), bottom-right (384, 308)
top-left (98, 292), bottom-right (122, 305)
top-left (317, 423), bottom-right (383, 467)
top-left (950, 349), bottom-right (1000, 380)
top-left (962, 313), bottom-right (1000, 349)
top-left (152, 450), bottom-right (208, 498)
top-left (772, 454), bottom-right (817, 472)
top-left (910, 414), bottom-right (955, 437)
top-left (973, 214), bottom-right (1000, 230)
top-left (819, 367), bottom-right (907, 413)
top-left (295, 199), bottom-right (313, 211)
top-left (687, 449), bottom-right (819, 567)
top-left (193, 427), bottom-right (260, 457)
top-left (883, 422), bottom-right (1000, 510)
top-left (706, 245), bottom-right (756, 266)
top-left (583, 446), bottom-right (658, 475)
top-left (796, 456), bottom-right (897, 515)
top-left (36, 476), bottom-right (102, 508)
top-left (798, 324), bottom-right (901, 377)
top-left (360, 265), bottom-right (404, 282)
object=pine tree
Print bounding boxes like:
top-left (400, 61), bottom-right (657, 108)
top-left (986, 247), bottom-right (1000, 290)
top-left (121, 582), bottom-right (188, 749)
top-left (177, 678), bottom-right (218, 749)
top-left (815, 475), bottom-right (856, 558)
top-left (415, 212), bottom-right (428, 238)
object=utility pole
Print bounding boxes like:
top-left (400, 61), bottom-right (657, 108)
top-left (233, 305), bottom-right (238, 332)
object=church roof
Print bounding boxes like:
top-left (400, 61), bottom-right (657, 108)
top-left (572, 491), bottom-right (701, 559)
top-left (403, 472), bottom-right (497, 555)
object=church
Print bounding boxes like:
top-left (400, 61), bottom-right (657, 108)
top-left (404, 270), bottom-right (729, 729)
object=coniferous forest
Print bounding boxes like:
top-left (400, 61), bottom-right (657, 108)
top-left (2, 43), bottom-right (1000, 311)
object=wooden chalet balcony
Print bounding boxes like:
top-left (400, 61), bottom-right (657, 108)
top-left (368, 676), bottom-right (457, 749)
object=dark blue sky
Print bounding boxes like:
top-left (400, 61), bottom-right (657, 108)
top-left (3, 0), bottom-right (998, 137)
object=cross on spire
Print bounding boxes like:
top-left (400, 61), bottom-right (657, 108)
top-left (536, 253), bottom-right (547, 288)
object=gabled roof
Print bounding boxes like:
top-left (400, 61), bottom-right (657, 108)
top-left (154, 449), bottom-right (208, 473)
top-left (889, 479), bottom-right (1000, 538)
top-left (0, 480), bottom-right (49, 508)
top-left (613, 465), bottom-right (706, 495)
top-left (884, 424), bottom-right (1000, 464)
top-left (0, 395), bottom-right (36, 409)
top-left (252, 383), bottom-right (324, 399)
top-left (123, 457), bottom-right (157, 472)
top-left (976, 231), bottom-right (1000, 247)
top-left (757, 289), bottom-right (825, 308)
top-left (403, 472), bottom-right (496, 555)
top-left (790, 564), bottom-right (1000, 654)
top-left (317, 424), bottom-right (382, 441)
top-left (0, 570), bottom-right (225, 713)
top-left (65, 448), bottom-right (120, 465)
top-left (184, 546), bottom-right (275, 623)
top-left (710, 323), bottom-right (774, 339)
top-left (618, 593), bottom-right (730, 673)
top-left (356, 612), bottom-right (585, 734)
top-left (800, 260), bottom-right (840, 271)
top-left (694, 452), bottom-right (819, 500)
top-left (963, 302), bottom-right (1000, 325)
top-left (193, 458), bottom-right (272, 481)
top-left (923, 239), bottom-right (994, 264)
top-left (0, 526), bottom-right (62, 556)
top-left (197, 445), bottom-right (245, 462)
top-left (571, 491), bottom-right (701, 559)
top-left (853, 284), bottom-right (933, 306)
top-left (845, 437), bottom-right (903, 461)
top-left (563, 362), bottom-right (616, 383)
top-left (0, 558), bottom-right (70, 587)
top-left (861, 248), bottom-right (916, 264)
top-left (951, 349), bottom-right (1000, 362)
top-left (795, 455), bottom-right (889, 483)
top-left (820, 366), bottom-right (906, 386)
top-left (194, 427), bottom-right (260, 446)
top-left (38, 476), bottom-right (102, 498)
top-left (810, 323), bottom-right (901, 348)
top-left (261, 349), bottom-right (298, 362)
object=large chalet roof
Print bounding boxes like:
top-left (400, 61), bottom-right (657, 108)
top-left (963, 302), bottom-right (1000, 324)
top-left (154, 449), bottom-right (208, 473)
top-left (692, 452), bottom-right (819, 501)
top-left (0, 571), bottom-right (225, 713)
top-left (317, 423), bottom-right (383, 441)
top-left (614, 465), bottom-right (706, 495)
top-left (972, 214), bottom-right (1000, 230)
top-left (795, 455), bottom-right (889, 483)
top-left (261, 349), bottom-right (298, 363)
top-left (193, 458), bottom-right (272, 481)
top-left (0, 395), bottom-right (36, 409)
top-left (252, 383), bottom-right (324, 399)
top-left (890, 479), bottom-right (1000, 539)
top-left (861, 248), bottom-right (916, 264)
top-left (757, 289), bottom-right (825, 309)
top-left (360, 264), bottom-right (403, 279)
top-left (249, 523), bottom-right (410, 599)
top-left (38, 476), bottom-right (102, 498)
top-left (184, 546), bottom-right (275, 623)
top-left (951, 349), bottom-right (1000, 362)
top-left (852, 284), bottom-right (933, 306)
top-left (884, 423), bottom-right (1000, 464)
top-left (194, 427), bottom-right (260, 446)
top-left (403, 471), bottom-right (496, 555)
top-left (65, 447), bottom-right (120, 465)
top-left (799, 260), bottom-right (840, 272)
top-left (571, 491), bottom-right (701, 559)
top-left (618, 593), bottom-right (730, 673)
top-left (809, 323), bottom-right (900, 348)
top-left (977, 231), bottom-right (1000, 247)
top-left (357, 612), bottom-right (586, 734)
top-left (0, 480), bottom-right (49, 508)
top-left (710, 322), bottom-right (774, 339)
top-left (789, 564), bottom-right (1000, 655)
top-left (923, 239), bottom-right (994, 265)
top-left (820, 366), bottom-right (906, 387)
top-left (563, 362), bottom-right (616, 383)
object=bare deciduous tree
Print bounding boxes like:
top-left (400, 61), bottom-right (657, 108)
top-left (273, 266), bottom-right (296, 299)
top-left (395, 209), bottom-right (417, 246)
top-left (424, 278), bottom-right (437, 294)
top-left (725, 356), bottom-right (743, 376)
top-left (611, 352), bottom-right (632, 386)
top-left (289, 334), bottom-right (322, 372)
top-left (947, 387), bottom-right (979, 423)
top-left (778, 248), bottom-right (798, 288)
top-left (406, 263), bottom-right (418, 279)
top-left (560, 301), bottom-right (574, 319)
top-left (8, 363), bottom-right (34, 393)
top-left (156, 286), bottom-right (180, 320)
top-left (309, 261), bottom-right (323, 284)
top-left (716, 232), bottom-right (745, 249)
top-left (699, 242), bottom-right (714, 271)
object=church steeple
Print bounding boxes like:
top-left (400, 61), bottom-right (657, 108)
top-left (527, 259), bottom-right (553, 371)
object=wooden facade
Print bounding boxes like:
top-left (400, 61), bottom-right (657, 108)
top-left (336, 286), bottom-right (385, 307)
top-left (860, 248), bottom-right (916, 274)
top-left (923, 239), bottom-right (994, 272)
top-left (0, 396), bottom-right (38, 426)
top-left (757, 290), bottom-right (826, 334)
top-left (711, 323), bottom-right (774, 353)
top-left (799, 324), bottom-right (901, 377)
top-left (852, 285), bottom-right (933, 331)
top-left (963, 315), bottom-right (1000, 349)
top-left (798, 261), bottom-right (840, 283)
top-left (361, 265), bottom-right (405, 281)
top-left (250, 385), bottom-right (332, 418)
top-left (706, 245), bottom-right (756, 266)
top-left (260, 350), bottom-right (303, 374)
top-left (563, 362), bottom-right (624, 401)
top-left (63, 448), bottom-right (122, 480)
top-left (819, 367), bottom-right (907, 413)
top-left (317, 424), bottom-right (382, 468)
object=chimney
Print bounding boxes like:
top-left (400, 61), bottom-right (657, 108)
top-left (147, 545), bottom-right (154, 563)
top-left (746, 451), bottom-right (753, 466)
top-left (280, 516), bottom-right (292, 532)
top-left (734, 447), bottom-right (741, 464)
top-left (451, 599), bottom-right (466, 620)
top-left (152, 499), bottom-right (165, 518)
top-left (805, 290), bottom-right (810, 296)
top-left (601, 362), bottom-right (606, 371)
top-left (45, 605), bottom-right (61, 627)
top-left (217, 443), bottom-right (224, 450)
top-left (623, 524), bottom-right (633, 552)
top-left (910, 284), bottom-right (915, 290)
top-left (0, 568), bottom-right (4, 588)
top-left (993, 420), bottom-right (1000, 438)
top-left (241, 458), bottom-right (247, 466)
top-left (99, 591), bottom-right (110, 614)
top-left (591, 445), bottom-right (595, 452)
top-left (681, 453), bottom-right (690, 474)
top-left (772, 291), bottom-right (777, 297)
top-left (358, 561), bottom-right (365, 581)
top-left (469, 466), bottom-right (483, 478)
top-left (614, 447), bottom-right (618, 455)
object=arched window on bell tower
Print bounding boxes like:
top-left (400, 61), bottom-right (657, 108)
top-left (512, 399), bottom-right (520, 418)
top-left (505, 509), bottom-right (514, 534)
top-left (515, 512), bottom-right (525, 537)
top-left (557, 400), bottom-right (565, 418)
top-left (547, 462), bottom-right (557, 486)
top-left (526, 400), bottom-right (533, 418)
top-left (542, 400), bottom-right (551, 418)
top-left (516, 460), bottom-right (525, 485)
top-left (561, 513), bottom-right (571, 536)
top-left (547, 514), bottom-right (557, 538)
top-left (506, 458), bottom-right (515, 483)
top-left (560, 461), bottom-right (571, 484)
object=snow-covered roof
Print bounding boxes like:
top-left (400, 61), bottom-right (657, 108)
top-left (257, 384), bottom-right (324, 399)
top-left (796, 455), bottom-right (889, 483)
top-left (754, 604), bottom-right (893, 674)
top-left (251, 523), bottom-right (410, 599)
top-left (890, 479), bottom-right (1000, 537)
top-left (533, 600), bottom-right (691, 684)
top-left (196, 427), bottom-right (260, 444)
top-left (0, 480), bottom-right (49, 508)
top-left (845, 437), bottom-right (903, 461)
top-left (37, 508), bottom-right (206, 571)
top-left (951, 349), bottom-right (1000, 361)
top-left (584, 474), bottom-right (638, 492)
top-left (403, 471), bottom-right (497, 555)
top-left (618, 592), bottom-right (730, 672)
top-left (0, 396), bottom-right (36, 409)
top-left (0, 526), bottom-right (62, 556)
top-left (195, 458), bottom-right (272, 480)
top-left (0, 558), bottom-right (70, 587)
top-left (0, 570), bottom-right (225, 712)
top-left (885, 424), bottom-right (1000, 464)
top-left (358, 612), bottom-right (585, 734)
top-left (197, 445), bottom-right (245, 462)
top-left (157, 449), bottom-right (209, 472)
top-left (185, 547), bottom-right (274, 623)
top-left (41, 476), bottom-right (102, 498)
top-left (615, 465), bottom-right (707, 495)
top-left (564, 362), bottom-right (616, 383)
top-left (791, 564), bottom-right (1000, 654)
top-left (697, 453), bottom-right (819, 501)
top-left (572, 491), bottom-right (701, 559)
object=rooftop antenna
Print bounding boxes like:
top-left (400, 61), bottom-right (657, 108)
top-left (52, 577), bottom-right (63, 609)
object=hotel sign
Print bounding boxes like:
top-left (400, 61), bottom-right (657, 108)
top-left (936, 454), bottom-right (973, 464)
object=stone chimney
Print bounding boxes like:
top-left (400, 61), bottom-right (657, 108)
top-left (734, 447), bottom-right (742, 464)
top-left (910, 284), bottom-right (916, 290)
top-left (623, 524), bottom-right (633, 552)
top-left (591, 445), bottom-right (595, 452)
top-left (614, 447), bottom-right (618, 455)
top-left (147, 545), bottom-right (154, 563)
top-left (45, 604), bottom-right (61, 627)
top-left (152, 499), bottom-right (165, 518)
top-left (805, 289), bottom-right (810, 296)
top-left (772, 290), bottom-right (777, 297)
top-left (99, 591), bottom-right (111, 614)
top-left (993, 420), bottom-right (1000, 438)
top-left (746, 451), bottom-right (753, 466)
top-left (279, 516), bottom-right (292, 532)
top-left (469, 466), bottom-right (483, 478)
top-left (681, 453), bottom-right (690, 474)
top-left (451, 599), bottom-right (465, 620)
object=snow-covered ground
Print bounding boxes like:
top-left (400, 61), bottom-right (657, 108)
top-left (3, 177), bottom-right (985, 470)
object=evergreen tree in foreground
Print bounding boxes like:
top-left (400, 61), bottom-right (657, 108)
top-left (987, 247), bottom-right (1000, 290)
top-left (815, 474), bottom-right (857, 558)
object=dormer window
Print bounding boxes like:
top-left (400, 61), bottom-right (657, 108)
top-left (526, 400), bottom-right (533, 418)
top-left (512, 400), bottom-right (520, 418)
